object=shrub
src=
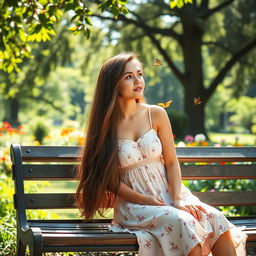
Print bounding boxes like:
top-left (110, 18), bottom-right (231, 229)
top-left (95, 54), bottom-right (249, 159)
top-left (30, 119), bottom-right (49, 144)
top-left (166, 109), bottom-right (188, 139)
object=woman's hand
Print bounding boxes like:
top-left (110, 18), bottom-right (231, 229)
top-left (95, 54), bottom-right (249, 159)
top-left (173, 200), bottom-right (207, 221)
top-left (139, 195), bottom-right (167, 206)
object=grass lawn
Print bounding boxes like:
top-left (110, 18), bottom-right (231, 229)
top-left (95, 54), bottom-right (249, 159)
top-left (208, 133), bottom-right (256, 146)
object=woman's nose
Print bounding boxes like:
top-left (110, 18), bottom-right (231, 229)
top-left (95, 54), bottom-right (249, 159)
top-left (134, 75), bottom-right (141, 84)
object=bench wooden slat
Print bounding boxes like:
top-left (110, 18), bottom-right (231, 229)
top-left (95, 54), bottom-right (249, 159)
top-left (193, 191), bottom-right (256, 206)
top-left (28, 219), bottom-right (111, 226)
top-left (22, 164), bottom-right (256, 180)
top-left (43, 232), bottom-right (137, 246)
top-left (23, 164), bottom-right (77, 180)
top-left (20, 146), bottom-right (256, 162)
top-left (43, 244), bottom-right (139, 253)
top-left (182, 164), bottom-right (256, 180)
top-left (21, 146), bottom-right (81, 162)
top-left (176, 147), bottom-right (256, 162)
top-left (22, 193), bottom-right (75, 209)
top-left (20, 191), bottom-right (256, 209)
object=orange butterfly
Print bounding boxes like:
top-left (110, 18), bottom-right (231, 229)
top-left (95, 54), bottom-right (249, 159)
top-left (194, 97), bottom-right (202, 105)
top-left (157, 100), bottom-right (173, 108)
top-left (153, 58), bottom-right (162, 66)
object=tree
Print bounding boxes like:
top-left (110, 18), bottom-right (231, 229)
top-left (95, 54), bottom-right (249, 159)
top-left (0, 0), bottom-right (191, 73)
top-left (92, 0), bottom-right (256, 135)
top-left (0, 25), bottom-right (73, 125)
top-left (0, 0), bottom-right (192, 125)
top-left (227, 96), bottom-right (256, 133)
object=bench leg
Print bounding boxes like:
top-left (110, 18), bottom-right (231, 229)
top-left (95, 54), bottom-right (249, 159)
top-left (28, 227), bottom-right (43, 256)
top-left (16, 239), bottom-right (26, 256)
top-left (29, 245), bottom-right (43, 256)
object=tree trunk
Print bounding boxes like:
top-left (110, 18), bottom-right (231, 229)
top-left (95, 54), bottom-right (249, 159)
top-left (3, 97), bottom-right (20, 127)
top-left (181, 11), bottom-right (207, 136)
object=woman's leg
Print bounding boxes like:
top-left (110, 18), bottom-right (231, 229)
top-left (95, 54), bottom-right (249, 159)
top-left (212, 230), bottom-right (236, 256)
top-left (188, 243), bottom-right (202, 256)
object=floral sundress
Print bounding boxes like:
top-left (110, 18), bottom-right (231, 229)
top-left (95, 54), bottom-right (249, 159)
top-left (109, 105), bottom-right (247, 256)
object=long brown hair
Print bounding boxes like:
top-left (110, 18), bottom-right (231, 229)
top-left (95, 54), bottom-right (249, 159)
top-left (76, 52), bottom-right (146, 219)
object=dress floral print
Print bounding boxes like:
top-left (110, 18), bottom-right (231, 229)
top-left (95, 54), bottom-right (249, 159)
top-left (109, 106), bottom-right (247, 256)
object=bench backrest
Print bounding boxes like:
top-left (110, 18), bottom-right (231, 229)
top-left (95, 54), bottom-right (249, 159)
top-left (11, 144), bottom-right (256, 225)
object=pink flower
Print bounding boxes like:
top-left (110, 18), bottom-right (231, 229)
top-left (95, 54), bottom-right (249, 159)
top-left (144, 239), bottom-right (152, 248)
top-left (184, 135), bottom-right (194, 143)
top-left (137, 215), bottom-right (145, 222)
top-left (165, 224), bottom-right (173, 233)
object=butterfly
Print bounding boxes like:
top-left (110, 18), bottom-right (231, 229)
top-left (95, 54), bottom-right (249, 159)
top-left (157, 100), bottom-right (173, 108)
top-left (194, 97), bottom-right (202, 105)
top-left (153, 58), bottom-right (162, 66)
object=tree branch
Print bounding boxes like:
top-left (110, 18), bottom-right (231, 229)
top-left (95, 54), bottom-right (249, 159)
top-left (200, 0), bottom-right (234, 19)
top-left (27, 95), bottom-right (65, 113)
top-left (92, 12), bottom-right (184, 83)
top-left (206, 37), bottom-right (256, 98)
top-left (129, 10), bottom-right (182, 42)
top-left (203, 41), bottom-right (232, 53)
top-left (147, 33), bottom-right (184, 83)
top-left (203, 40), bottom-right (254, 66)
top-left (93, 13), bottom-right (182, 43)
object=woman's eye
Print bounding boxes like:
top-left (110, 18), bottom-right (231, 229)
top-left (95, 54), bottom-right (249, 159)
top-left (138, 73), bottom-right (143, 77)
top-left (125, 75), bottom-right (132, 79)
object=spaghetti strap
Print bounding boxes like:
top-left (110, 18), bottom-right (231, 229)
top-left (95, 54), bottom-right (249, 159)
top-left (148, 106), bottom-right (152, 128)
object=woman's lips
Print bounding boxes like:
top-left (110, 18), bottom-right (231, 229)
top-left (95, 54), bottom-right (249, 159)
top-left (134, 87), bottom-right (143, 92)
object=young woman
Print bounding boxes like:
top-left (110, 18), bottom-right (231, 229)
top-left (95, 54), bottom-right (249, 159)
top-left (76, 52), bottom-right (247, 256)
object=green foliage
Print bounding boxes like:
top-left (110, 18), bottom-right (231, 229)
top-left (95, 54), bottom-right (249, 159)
top-left (166, 109), bottom-right (189, 139)
top-left (0, 166), bottom-right (57, 254)
top-left (0, 0), bottom-right (127, 73)
top-left (0, 214), bottom-right (16, 256)
top-left (184, 174), bottom-right (256, 216)
top-left (30, 119), bottom-right (50, 144)
top-left (227, 96), bottom-right (256, 134)
top-left (170, 0), bottom-right (193, 9)
top-left (0, 0), bottom-right (193, 73)
top-left (251, 125), bottom-right (256, 135)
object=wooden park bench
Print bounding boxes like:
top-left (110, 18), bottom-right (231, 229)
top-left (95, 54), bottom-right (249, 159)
top-left (11, 144), bottom-right (256, 256)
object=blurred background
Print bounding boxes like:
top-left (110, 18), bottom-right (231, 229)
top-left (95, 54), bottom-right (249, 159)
top-left (0, 0), bottom-right (256, 145)
top-left (0, 0), bottom-right (256, 254)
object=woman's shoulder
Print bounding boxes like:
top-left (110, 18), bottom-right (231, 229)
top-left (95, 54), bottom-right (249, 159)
top-left (140, 103), bottom-right (168, 127)
top-left (139, 103), bottom-right (166, 113)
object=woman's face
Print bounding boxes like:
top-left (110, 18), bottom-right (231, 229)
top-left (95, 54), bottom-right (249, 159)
top-left (117, 58), bottom-right (145, 100)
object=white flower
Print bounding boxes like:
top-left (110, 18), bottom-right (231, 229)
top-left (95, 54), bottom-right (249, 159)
top-left (177, 141), bottom-right (186, 147)
top-left (194, 133), bottom-right (206, 143)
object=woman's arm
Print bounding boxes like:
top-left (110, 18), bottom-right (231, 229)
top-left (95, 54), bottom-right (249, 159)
top-left (153, 106), bottom-right (207, 220)
top-left (153, 106), bottom-right (182, 201)
top-left (117, 182), bottom-right (166, 206)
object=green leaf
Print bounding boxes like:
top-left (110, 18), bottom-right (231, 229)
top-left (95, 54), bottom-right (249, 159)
top-left (170, 1), bottom-right (177, 9)
top-left (177, 0), bottom-right (184, 8)
top-left (36, 33), bottom-right (42, 42)
top-left (122, 7), bottom-right (129, 15)
top-left (85, 17), bottom-right (93, 26)
top-left (85, 28), bottom-right (91, 39)
top-left (69, 26), bottom-right (78, 31)
top-left (19, 29), bottom-right (27, 42)
top-left (7, 64), bottom-right (14, 73)
top-left (49, 15), bottom-right (57, 22)
top-left (70, 14), bottom-right (79, 23)
top-left (118, 0), bottom-right (128, 4)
